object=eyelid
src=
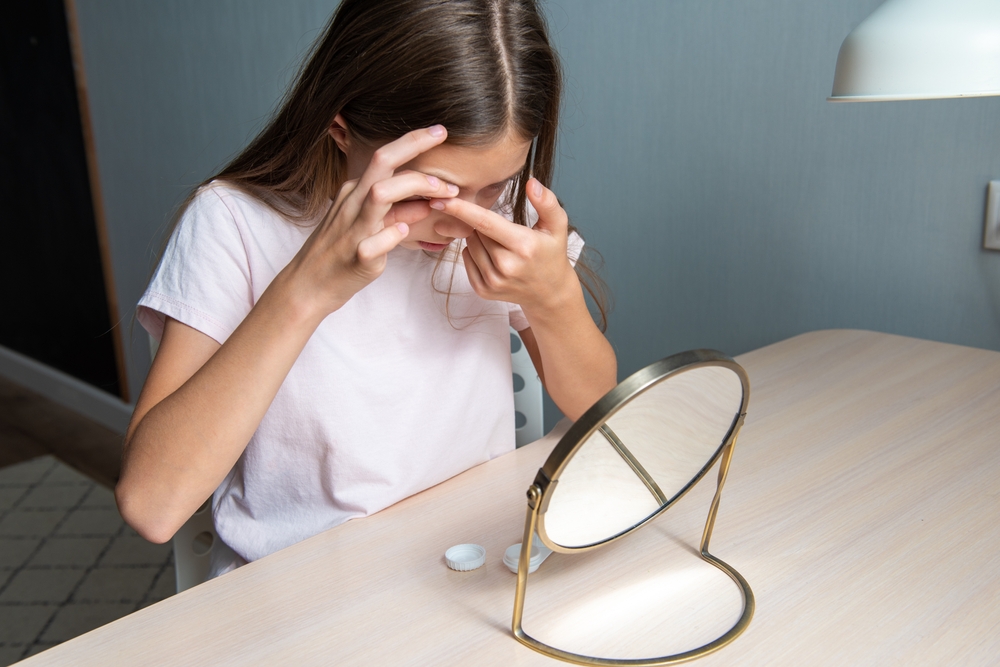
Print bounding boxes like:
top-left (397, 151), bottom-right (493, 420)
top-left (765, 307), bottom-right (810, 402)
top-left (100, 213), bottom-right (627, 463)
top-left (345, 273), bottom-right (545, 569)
top-left (487, 178), bottom-right (512, 192)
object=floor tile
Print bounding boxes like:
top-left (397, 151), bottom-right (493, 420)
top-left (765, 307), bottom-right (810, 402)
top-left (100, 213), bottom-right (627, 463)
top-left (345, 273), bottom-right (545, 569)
top-left (0, 379), bottom-right (138, 658)
top-left (43, 464), bottom-right (91, 486)
top-left (0, 603), bottom-right (56, 644)
top-left (0, 486), bottom-right (28, 509)
top-left (17, 484), bottom-right (91, 511)
top-left (149, 564), bottom-right (176, 600)
top-left (0, 537), bottom-right (42, 569)
top-left (0, 645), bottom-right (29, 667)
top-left (74, 566), bottom-right (159, 603)
top-left (0, 509), bottom-right (65, 538)
top-left (0, 568), bottom-right (85, 604)
top-left (53, 508), bottom-right (122, 538)
top-left (0, 457), bottom-right (54, 487)
top-left (28, 537), bottom-right (110, 568)
top-left (20, 641), bottom-right (56, 659)
top-left (39, 602), bottom-right (135, 643)
top-left (100, 536), bottom-right (172, 567)
top-left (78, 485), bottom-right (116, 511)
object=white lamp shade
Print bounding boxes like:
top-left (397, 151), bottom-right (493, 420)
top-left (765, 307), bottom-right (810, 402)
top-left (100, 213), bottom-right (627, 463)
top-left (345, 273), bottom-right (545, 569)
top-left (830, 0), bottom-right (1000, 102)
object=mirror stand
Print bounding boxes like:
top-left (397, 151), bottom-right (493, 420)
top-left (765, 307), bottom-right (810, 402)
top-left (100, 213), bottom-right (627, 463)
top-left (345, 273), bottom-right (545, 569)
top-left (512, 438), bottom-right (755, 666)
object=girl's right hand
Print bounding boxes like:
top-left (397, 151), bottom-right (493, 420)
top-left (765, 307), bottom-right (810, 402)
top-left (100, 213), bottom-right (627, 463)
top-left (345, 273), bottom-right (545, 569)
top-left (118, 126), bottom-right (458, 542)
top-left (279, 125), bottom-right (458, 317)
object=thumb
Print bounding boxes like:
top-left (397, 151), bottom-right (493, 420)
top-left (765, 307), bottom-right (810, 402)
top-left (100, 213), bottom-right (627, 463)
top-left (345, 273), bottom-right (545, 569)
top-left (525, 178), bottom-right (567, 236)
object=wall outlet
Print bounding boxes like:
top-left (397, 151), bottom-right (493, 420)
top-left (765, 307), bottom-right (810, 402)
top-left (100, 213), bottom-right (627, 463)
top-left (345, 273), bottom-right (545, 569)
top-left (986, 181), bottom-right (1000, 251)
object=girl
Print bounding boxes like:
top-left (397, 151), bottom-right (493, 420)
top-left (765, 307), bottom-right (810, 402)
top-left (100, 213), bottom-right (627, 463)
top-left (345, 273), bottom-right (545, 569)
top-left (117, 0), bottom-right (617, 577)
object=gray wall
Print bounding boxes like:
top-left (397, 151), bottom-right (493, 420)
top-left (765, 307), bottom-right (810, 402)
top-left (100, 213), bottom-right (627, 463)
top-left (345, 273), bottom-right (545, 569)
top-left (75, 1), bottom-right (337, 398)
top-left (541, 0), bottom-right (1000, 429)
top-left (75, 1), bottom-right (1000, 429)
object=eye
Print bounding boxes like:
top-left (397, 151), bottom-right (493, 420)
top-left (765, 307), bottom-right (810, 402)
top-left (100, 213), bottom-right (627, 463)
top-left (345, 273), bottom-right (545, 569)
top-left (485, 179), bottom-right (511, 194)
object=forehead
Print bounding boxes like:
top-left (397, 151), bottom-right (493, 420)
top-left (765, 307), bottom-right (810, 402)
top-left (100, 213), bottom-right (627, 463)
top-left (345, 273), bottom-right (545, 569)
top-left (403, 133), bottom-right (533, 189)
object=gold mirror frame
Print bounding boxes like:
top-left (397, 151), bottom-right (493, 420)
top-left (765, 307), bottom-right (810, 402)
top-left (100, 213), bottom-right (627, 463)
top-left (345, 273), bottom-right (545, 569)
top-left (511, 350), bottom-right (755, 665)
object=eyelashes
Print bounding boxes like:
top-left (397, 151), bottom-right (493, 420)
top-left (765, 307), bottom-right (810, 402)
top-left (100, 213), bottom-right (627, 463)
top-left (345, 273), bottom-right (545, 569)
top-left (407, 178), bottom-right (510, 198)
top-left (486, 179), bottom-right (512, 193)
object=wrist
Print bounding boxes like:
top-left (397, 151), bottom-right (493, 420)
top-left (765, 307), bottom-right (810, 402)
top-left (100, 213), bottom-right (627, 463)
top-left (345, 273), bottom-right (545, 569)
top-left (262, 271), bottom-right (335, 331)
top-left (520, 271), bottom-right (587, 330)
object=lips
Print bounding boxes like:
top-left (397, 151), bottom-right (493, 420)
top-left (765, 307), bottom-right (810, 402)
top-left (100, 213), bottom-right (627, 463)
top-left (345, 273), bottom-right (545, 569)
top-left (418, 241), bottom-right (451, 252)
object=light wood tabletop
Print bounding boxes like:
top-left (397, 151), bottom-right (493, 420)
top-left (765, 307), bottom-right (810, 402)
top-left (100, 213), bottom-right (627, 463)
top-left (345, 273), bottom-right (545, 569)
top-left (20, 330), bottom-right (1000, 666)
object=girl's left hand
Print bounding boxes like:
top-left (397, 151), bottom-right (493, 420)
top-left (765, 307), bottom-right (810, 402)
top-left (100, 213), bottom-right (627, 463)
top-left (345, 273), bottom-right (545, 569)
top-left (430, 178), bottom-right (579, 314)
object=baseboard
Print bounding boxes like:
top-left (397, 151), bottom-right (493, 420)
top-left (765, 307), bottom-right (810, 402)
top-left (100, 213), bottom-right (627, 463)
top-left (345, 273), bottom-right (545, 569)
top-left (0, 344), bottom-right (133, 434)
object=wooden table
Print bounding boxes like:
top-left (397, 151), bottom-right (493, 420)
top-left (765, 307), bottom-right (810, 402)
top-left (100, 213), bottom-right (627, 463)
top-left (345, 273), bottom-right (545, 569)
top-left (21, 330), bottom-right (1000, 666)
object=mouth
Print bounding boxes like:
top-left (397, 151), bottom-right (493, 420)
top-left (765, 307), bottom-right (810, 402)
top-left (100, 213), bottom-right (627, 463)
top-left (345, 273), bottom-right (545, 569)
top-left (418, 240), bottom-right (452, 252)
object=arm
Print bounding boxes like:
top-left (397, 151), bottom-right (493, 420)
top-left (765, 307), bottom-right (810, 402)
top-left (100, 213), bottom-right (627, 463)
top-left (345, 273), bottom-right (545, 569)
top-left (517, 319), bottom-right (616, 420)
top-left (118, 126), bottom-right (458, 544)
top-left (119, 288), bottom-right (322, 544)
top-left (432, 179), bottom-right (617, 420)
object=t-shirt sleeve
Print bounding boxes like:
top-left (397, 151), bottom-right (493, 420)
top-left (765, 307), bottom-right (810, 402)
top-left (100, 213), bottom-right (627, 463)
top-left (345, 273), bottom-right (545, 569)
top-left (137, 187), bottom-right (253, 344)
top-left (507, 196), bottom-right (586, 331)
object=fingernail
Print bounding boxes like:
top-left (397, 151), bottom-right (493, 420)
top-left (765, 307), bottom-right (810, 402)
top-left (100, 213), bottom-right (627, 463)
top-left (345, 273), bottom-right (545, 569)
top-left (446, 183), bottom-right (459, 195)
top-left (530, 178), bottom-right (543, 198)
top-left (428, 125), bottom-right (446, 137)
top-left (430, 200), bottom-right (445, 210)
top-left (426, 175), bottom-right (440, 187)
top-left (396, 223), bottom-right (409, 234)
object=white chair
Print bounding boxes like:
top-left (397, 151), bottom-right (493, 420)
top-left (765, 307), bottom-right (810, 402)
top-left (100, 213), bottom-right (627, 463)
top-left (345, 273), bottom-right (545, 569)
top-left (152, 328), bottom-right (545, 591)
top-left (171, 499), bottom-right (216, 592)
top-left (511, 328), bottom-right (544, 448)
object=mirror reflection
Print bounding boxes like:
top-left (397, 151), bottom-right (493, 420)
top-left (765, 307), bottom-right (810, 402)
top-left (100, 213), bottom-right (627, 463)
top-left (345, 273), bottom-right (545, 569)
top-left (543, 365), bottom-right (744, 549)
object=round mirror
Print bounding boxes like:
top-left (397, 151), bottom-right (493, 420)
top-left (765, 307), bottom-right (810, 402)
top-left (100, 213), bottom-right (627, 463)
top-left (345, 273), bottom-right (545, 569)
top-left (511, 349), bottom-right (754, 666)
top-left (538, 355), bottom-right (746, 551)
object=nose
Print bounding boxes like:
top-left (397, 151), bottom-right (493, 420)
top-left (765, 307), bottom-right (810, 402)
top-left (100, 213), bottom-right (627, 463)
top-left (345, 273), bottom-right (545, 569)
top-left (433, 214), bottom-right (474, 240)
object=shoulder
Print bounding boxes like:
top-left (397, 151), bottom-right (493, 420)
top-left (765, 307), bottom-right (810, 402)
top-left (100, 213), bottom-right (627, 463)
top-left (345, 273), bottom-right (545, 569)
top-left (176, 181), bottom-right (295, 246)
top-left (185, 181), bottom-right (276, 224)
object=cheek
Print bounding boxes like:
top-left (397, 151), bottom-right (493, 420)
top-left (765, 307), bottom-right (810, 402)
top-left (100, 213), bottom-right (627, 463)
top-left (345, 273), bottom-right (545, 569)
top-left (431, 213), bottom-right (474, 239)
top-left (476, 189), bottom-right (506, 210)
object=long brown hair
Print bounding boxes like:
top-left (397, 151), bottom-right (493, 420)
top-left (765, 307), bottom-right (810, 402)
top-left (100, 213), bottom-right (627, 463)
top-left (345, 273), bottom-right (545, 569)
top-left (179, 0), bottom-right (609, 328)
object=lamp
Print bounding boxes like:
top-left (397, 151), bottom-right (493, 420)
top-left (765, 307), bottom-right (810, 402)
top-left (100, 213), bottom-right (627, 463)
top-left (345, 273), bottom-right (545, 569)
top-left (829, 0), bottom-right (1000, 102)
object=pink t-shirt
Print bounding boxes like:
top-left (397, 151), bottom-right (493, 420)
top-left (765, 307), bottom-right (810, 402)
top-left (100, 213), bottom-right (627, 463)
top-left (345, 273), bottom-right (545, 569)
top-left (138, 183), bottom-right (582, 567)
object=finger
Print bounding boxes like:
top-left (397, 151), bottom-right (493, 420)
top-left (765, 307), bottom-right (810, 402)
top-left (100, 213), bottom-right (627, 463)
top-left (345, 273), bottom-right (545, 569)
top-left (365, 171), bottom-right (458, 215)
top-left (465, 231), bottom-right (500, 282)
top-left (320, 178), bottom-right (360, 231)
top-left (462, 246), bottom-right (489, 296)
top-left (335, 178), bottom-right (359, 207)
top-left (385, 200), bottom-right (431, 226)
top-left (358, 125), bottom-right (448, 189)
top-left (356, 223), bottom-right (410, 265)
top-left (429, 197), bottom-right (530, 251)
top-left (474, 229), bottom-right (509, 259)
top-left (356, 171), bottom-right (458, 233)
top-left (524, 177), bottom-right (568, 236)
top-left (338, 125), bottom-right (449, 225)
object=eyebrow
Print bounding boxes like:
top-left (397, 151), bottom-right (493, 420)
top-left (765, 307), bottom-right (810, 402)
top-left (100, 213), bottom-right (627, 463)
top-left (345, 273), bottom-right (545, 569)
top-left (420, 168), bottom-right (521, 191)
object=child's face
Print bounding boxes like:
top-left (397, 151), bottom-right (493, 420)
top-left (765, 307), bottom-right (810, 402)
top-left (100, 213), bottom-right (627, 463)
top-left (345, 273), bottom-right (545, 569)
top-left (344, 131), bottom-right (533, 252)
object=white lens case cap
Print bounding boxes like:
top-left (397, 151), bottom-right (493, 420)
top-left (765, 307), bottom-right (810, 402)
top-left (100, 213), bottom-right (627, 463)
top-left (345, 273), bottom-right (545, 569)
top-left (445, 544), bottom-right (486, 571)
top-left (503, 534), bottom-right (553, 574)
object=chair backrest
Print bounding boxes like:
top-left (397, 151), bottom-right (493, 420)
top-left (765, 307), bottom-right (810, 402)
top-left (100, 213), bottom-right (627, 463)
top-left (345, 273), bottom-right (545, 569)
top-left (172, 500), bottom-right (216, 593)
top-left (511, 328), bottom-right (544, 448)
top-left (154, 328), bottom-right (545, 591)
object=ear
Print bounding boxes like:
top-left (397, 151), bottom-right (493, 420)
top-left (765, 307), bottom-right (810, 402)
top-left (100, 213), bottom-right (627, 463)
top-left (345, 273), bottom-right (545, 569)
top-left (327, 113), bottom-right (352, 153)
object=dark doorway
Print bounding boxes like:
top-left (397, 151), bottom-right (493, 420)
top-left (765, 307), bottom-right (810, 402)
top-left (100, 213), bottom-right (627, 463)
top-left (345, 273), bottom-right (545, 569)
top-left (0, 0), bottom-right (122, 398)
